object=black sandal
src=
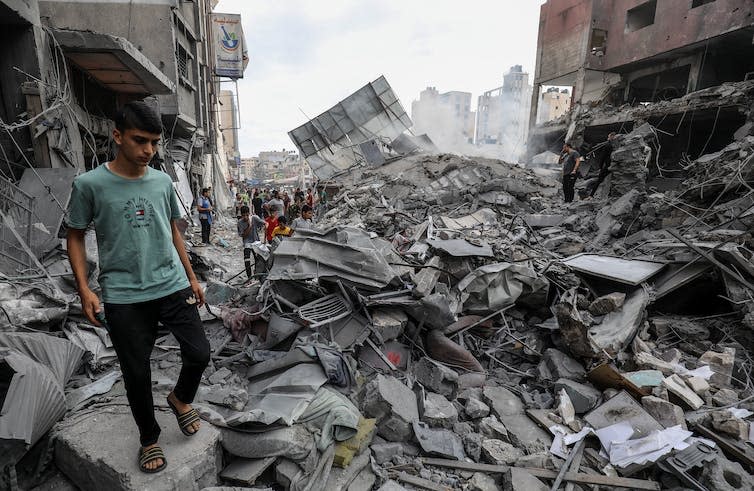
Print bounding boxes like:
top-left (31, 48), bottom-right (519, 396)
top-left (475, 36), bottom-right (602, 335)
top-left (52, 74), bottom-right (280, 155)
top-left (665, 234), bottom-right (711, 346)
top-left (167, 396), bottom-right (201, 436)
top-left (138, 446), bottom-right (167, 474)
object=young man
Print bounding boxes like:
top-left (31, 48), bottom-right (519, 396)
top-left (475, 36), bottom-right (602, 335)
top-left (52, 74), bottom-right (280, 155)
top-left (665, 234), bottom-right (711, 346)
top-left (251, 190), bottom-right (263, 218)
top-left (306, 188), bottom-right (314, 208)
top-left (234, 192), bottom-right (243, 218)
top-left (287, 196), bottom-right (301, 223)
top-left (66, 101), bottom-right (210, 474)
top-left (237, 205), bottom-right (267, 279)
top-left (265, 190), bottom-right (284, 217)
top-left (291, 204), bottom-right (314, 231)
top-left (197, 188), bottom-right (213, 243)
top-left (560, 142), bottom-right (581, 203)
top-left (587, 132), bottom-right (617, 198)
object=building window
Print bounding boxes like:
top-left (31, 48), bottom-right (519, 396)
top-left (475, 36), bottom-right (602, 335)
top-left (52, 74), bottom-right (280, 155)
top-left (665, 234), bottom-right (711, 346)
top-left (626, 0), bottom-right (657, 32)
top-left (691, 0), bottom-right (715, 7)
top-left (590, 29), bottom-right (608, 56)
top-left (175, 42), bottom-right (195, 89)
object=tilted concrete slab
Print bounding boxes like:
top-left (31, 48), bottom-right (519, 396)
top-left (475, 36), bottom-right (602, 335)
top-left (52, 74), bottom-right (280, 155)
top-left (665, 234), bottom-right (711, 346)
top-left (54, 406), bottom-right (221, 490)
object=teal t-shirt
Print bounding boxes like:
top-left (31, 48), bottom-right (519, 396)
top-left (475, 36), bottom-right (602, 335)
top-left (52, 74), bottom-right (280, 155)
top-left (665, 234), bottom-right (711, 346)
top-left (67, 164), bottom-right (189, 303)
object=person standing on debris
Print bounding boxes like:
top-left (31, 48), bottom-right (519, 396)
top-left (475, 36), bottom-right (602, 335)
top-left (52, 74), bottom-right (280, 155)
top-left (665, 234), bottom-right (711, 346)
top-left (306, 187), bottom-right (314, 208)
top-left (197, 187), bottom-right (213, 244)
top-left (560, 142), bottom-right (581, 203)
top-left (291, 204), bottom-right (314, 231)
top-left (66, 101), bottom-right (210, 474)
top-left (587, 132), bottom-right (617, 198)
top-left (237, 205), bottom-right (267, 279)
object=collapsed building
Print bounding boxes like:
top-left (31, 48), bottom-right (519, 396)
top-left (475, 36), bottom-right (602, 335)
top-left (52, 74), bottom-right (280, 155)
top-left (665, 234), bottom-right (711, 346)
top-left (1, 3), bottom-right (754, 491)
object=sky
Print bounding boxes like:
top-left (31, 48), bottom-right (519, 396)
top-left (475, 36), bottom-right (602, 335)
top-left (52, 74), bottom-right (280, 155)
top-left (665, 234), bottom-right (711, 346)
top-left (214, 0), bottom-right (545, 158)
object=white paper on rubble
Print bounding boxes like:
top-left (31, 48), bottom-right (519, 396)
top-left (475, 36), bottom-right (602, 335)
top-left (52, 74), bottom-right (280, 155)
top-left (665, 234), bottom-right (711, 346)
top-left (594, 421), bottom-right (634, 455)
top-left (609, 425), bottom-right (692, 467)
top-left (549, 426), bottom-right (569, 459)
top-left (729, 408), bottom-right (753, 419)
top-left (564, 426), bottom-right (594, 446)
top-left (674, 364), bottom-right (714, 380)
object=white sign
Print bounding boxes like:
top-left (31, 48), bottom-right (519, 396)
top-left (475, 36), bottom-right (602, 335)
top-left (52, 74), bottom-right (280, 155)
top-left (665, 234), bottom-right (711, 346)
top-left (211, 13), bottom-right (248, 79)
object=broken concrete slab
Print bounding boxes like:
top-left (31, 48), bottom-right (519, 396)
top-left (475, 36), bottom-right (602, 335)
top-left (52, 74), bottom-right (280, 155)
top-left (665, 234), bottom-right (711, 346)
top-left (412, 421), bottom-right (466, 460)
top-left (54, 407), bottom-right (221, 490)
top-left (686, 376), bottom-right (710, 396)
top-left (370, 308), bottom-right (408, 342)
top-left (221, 425), bottom-right (314, 461)
top-left (481, 439), bottom-right (523, 465)
top-left (641, 396), bottom-right (687, 430)
top-left (542, 348), bottom-right (586, 381)
top-left (411, 357), bottom-right (459, 399)
top-left (360, 375), bottom-right (419, 442)
top-left (502, 468), bottom-right (548, 491)
top-left (371, 442), bottom-right (404, 465)
top-left (421, 392), bottom-right (459, 428)
top-left (663, 374), bottom-right (705, 410)
top-left (712, 388), bottom-right (739, 407)
top-left (699, 348), bottom-right (735, 387)
top-left (584, 390), bottom-right (664, 439)
top-left (553, 378), bottom-right (601, 414)
top-left (464, 398), bottom-right (490, 419)
top-left (219, 457), bottom-right (276, 487)
top-left (482, 387), bottom-right (551, 453)
top-left (469, 471), bottom-right (501, 491)
top-left (588, 292), bottom-right (626, 315)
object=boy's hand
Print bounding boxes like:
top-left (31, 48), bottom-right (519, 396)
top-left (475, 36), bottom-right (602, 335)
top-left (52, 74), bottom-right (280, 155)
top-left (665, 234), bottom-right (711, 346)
top-left (79, 288), bottom-right (102, 326)
top-left (190, 279), bottom-right (205, 308)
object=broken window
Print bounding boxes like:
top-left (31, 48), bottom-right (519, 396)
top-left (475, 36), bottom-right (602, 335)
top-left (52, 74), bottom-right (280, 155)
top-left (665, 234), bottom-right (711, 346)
top-left (590, 29), bottom-right (607, 56)
top-left (691, 0), bottom-right (715, 7)
top-left (175, 42), bottom-right (194, 88)
top-left (625, 0), bottom-right (657, 32)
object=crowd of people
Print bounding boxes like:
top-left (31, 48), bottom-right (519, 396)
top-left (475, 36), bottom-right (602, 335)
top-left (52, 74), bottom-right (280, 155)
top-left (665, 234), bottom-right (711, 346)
top-left (195, 184), bottom-right (327, 281)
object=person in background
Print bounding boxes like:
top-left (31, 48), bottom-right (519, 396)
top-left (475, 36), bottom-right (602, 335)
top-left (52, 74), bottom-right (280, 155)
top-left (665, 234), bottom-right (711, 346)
top-left (265, 190), bottom-right (284, 217)
top-left (197, 188), bottom-right (213, 244)
top-left (237, 205), bottom-right (266, 280)
top-left (559, 142), bottom-right (581, 203)
top-left (282, 191), bottom-right (291, 216)
top-left (587, 132), bottom-right (617, 198)
top-left (251, 190), bottom-right (263, 218)
top-left (265, 205), bottom-right (280, 242)
top-left (234, 193), bottom-right (243, 218)
top-left (271, 216), bottom-right (293, 239)
top-left (295, 187), bottom-right (305, 202)
top-left (291, 204), bottom-right (314, 231)
top-left (287, 196), bottom-right (302, 223)
top-left (306, 188), bottom-right (314, 208)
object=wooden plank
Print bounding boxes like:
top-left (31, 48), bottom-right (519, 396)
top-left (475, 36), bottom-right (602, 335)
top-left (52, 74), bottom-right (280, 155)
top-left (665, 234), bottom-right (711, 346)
top-left (396, 472), bottom-right (451, 491)
top-left (419, 458), bottom-right (660, 490)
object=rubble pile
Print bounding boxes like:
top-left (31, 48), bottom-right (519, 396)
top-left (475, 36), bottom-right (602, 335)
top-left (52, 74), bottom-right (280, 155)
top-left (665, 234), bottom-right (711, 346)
top-left (2, 113), bottom-right (754, 491)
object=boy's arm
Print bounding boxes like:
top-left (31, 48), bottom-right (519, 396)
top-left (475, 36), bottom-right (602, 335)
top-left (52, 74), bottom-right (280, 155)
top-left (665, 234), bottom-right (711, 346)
top-left (67, 228), bottom-right (102, 326)
top-left (171, 220), bottom-right (205, 307)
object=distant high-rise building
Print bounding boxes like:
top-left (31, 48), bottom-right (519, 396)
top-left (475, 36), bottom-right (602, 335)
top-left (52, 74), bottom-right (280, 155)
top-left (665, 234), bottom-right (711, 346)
top-left (411, 87), bottom-right (475, 150)
top-left (537, 87), bottom-right (572, 124)
top-left (475, 65), bottom-right (533, 161)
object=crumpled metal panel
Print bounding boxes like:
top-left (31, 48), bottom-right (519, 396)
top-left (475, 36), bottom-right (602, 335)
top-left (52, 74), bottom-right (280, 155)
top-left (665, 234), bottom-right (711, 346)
top-left (0, 332), bottom-right (84, 384)
top-left (269, 235), bottom-right (398, 290)
top-left (455, 262), bottom-right (549, 313)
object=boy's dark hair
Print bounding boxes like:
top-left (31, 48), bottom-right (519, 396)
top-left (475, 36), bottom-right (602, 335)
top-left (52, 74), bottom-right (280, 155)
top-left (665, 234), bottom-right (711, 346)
top-left (240, 205), bottom-right (250, 214)
top-left (278, 216), bottom-right (288, 225)
top-left (301, 204), bottom-right (312, 213)
top-left (114, 101), bottom-right (162, 134)
top-left (201, 187), bottom-right (209, 194)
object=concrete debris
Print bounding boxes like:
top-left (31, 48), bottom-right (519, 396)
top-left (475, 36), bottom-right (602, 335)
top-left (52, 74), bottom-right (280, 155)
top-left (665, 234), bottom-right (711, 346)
top-left (5, 30), bottom-right (754, 490)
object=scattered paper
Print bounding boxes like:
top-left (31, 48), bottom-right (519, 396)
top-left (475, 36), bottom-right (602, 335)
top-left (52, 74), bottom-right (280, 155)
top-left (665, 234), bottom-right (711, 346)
top-left (609, 425), bottom-right (692, 467)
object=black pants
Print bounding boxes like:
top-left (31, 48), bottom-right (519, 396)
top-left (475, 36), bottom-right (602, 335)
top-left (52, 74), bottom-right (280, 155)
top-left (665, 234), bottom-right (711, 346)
top-left (200, 218), bottom-right (211, 243)
top-left (563, 174), bottom-right (578, 203)
top-left (243, 248), bottom-right (253, 279)
top-left (105, 286), bottom-right (210, 447)
top-left (588, 169), bottom-right (609, 197)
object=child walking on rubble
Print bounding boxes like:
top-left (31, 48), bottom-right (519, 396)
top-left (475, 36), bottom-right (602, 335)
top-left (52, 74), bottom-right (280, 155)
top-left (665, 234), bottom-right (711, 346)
top-left (66, 101), bottom-right (210, 474)
top-left (237, 205), bottom-right (267, 279)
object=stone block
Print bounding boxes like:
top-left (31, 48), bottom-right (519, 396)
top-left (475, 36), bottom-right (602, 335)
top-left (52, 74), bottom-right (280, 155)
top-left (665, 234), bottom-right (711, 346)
top-left (421, 392), bottom-right (458, 428)
top-left (502, 468), bottom-right (548, 491)
top-left (482, 387), bottom-right (551, 452)
top-left (542, 348), bottom-right (586, 381)
top-left (221, 425), bottom-right (313, 461)
top-left (411, 357), bottom-right (459, 399)
top-left (469, 472), bottom-right (501, 491)
top-left (712, 388), bottom-right (739, 407)
top-left (54, 407), bottom-right (221, 491)
top-left (700, 454), bottom-right (754, 491)
top-left (481, 439), bottom-right (522, 465)
top-left (464, 398), bottom-right (490, 419)
top-left (641, 396), bottom-right (687, 430)
top-left (663, 374), bottom-right (704, 410)
top-left (370, 442), bottom-right (403, 465)
top-left (361, 375), bottom-right (419, 442)
top-left (553, 378), bottom-right (601, 413)
top-left (370, 309), bottom-right (408, 342)
top-left (710, 411), bottom-right (749, 440)
top-left (412, 421), bottom-right (465, 460)
top-left (686, 376), bottom-right (710, 395)
top-left (588, 292), bottom-right (626, 315)
top-left (207, 367), bottom-right (232, 385)
top-left (478, 416), bottom-right (509, 441)
top-left (219, 457), bottom-right (276, 487)
top-left (463, 433), bottom-right (483, 462)
top-left (699, 348), bottom-right (735, 387)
